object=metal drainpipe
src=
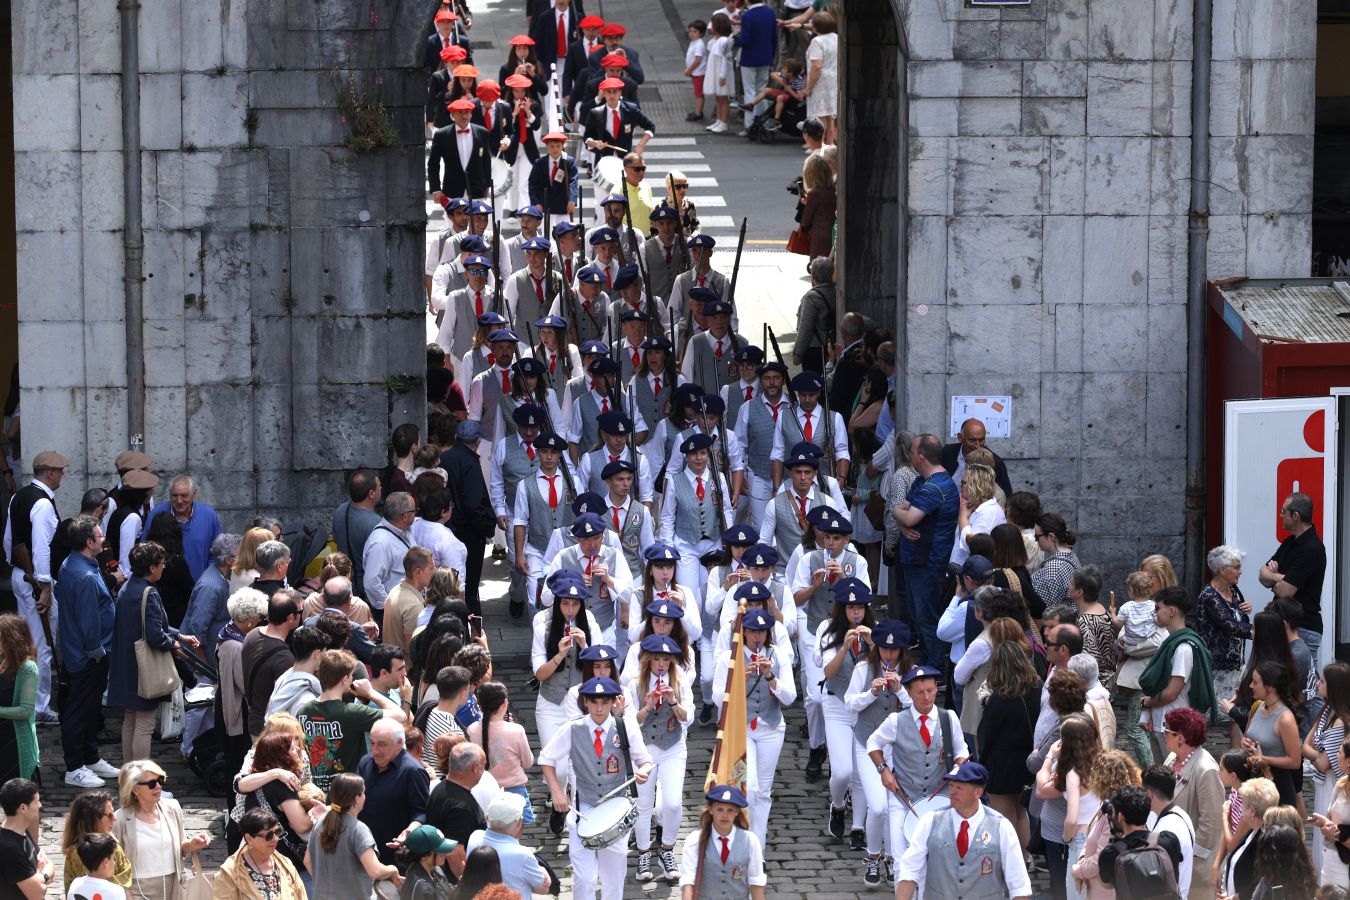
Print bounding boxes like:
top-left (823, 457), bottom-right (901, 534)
top-left (120, 0), bottom-right (146, 453)
top-left (1183, 0), bottom-right (1213, 595)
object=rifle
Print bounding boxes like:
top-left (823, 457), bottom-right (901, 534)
top-left (491, 213), bottom-right (510, 329)
top-left (698, 397), bottom-right (731, 548)
top-left (530, 316), bottom-right (578, 501)
top-left (816, 323), bottom-right (837, 483)
top-left (714, 218), bottom-right (749, 398)
top-left (620, 174), bottom-right (656, 341)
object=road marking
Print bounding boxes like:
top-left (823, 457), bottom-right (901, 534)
top-left (687, 196), bottom-right (726, 207)
top-left (646, 137), bottom-right (698, 146)
top-left (644, 164), bottom-right (710, 173)
top-left (638, 150), bottom-right (707, 160)
top-left (696, 215), bottom-right (737, 228)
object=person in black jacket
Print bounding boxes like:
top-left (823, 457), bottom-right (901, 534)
top-left (472, 80), bottom-right (513, 154)
top-left (440, 421), bottom-right (496, 615)
top-left (826, 312), bottom-right (868, 415)
top-left (528, 132), bottom-right (579, 217)
top-left (582, 82), bottom-right (654, 160)
top-left (585, 23), bottom-right (645, 84)
top-left (425, 45), bottom-right (467, 129)
top-left (942, 418), bottom-right (1013, 498)
top-left (424, 9), bottom-right (471, 72)
top-left (562, 16), bottom-right (606, 113)
top-left (429, 98), bottom-right (494, 202)
top-left (575, 54), bottom-right (641, 112)
top-left (527, 0), bottom-right (581, 71)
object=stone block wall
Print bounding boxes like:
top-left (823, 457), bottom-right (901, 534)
top-left (12, 0), bottom-right (429, 528)
top-left (888, 0), bottom-right (1314, 580)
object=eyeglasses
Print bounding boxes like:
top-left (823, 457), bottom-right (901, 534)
top-left (251, 829), bottom-right (282, 841)
top-left (137, 777), bottom-right (165, 789)
top-left (627, 165), bottom-right (646, 172)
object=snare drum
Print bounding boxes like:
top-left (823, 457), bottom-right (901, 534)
top-left (576, 796), bottom-right (639, 851)
top-left (490, 156), bottom-right (513, 197)
top-left (900, 793), bottom-right (952, 843)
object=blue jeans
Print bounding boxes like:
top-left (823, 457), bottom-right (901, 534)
top-left (1300, 627), bottom-right (1323, 662)
top-left (1043, 839), bottom-right (1069, 900)
top-left (902, 563), bottom-right (946, 668)
top-left (742, 65), bottom-right (771, 127)
top-left (505, 784), bottom-right (536, 824)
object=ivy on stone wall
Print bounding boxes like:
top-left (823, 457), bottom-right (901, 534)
top-left (332, 71), bottom-right (399, 153)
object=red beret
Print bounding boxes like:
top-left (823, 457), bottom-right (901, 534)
top-left (542, 131), bottom-right (568, 143)
top-left (600, 53), bottom-right (629, 69)
top-left (447, 98), bottom-right (476, 112)
top-left (598, 77), bottom-right (626, 92)
top-left (504, 74), bottom-right (533, 89)
top-left (475, 80), bottom-right (500, 99)
top-left (440, 45), bottom-right (467, 63)
top-left (452, 64), bottom-right (479, 78)
top-left (599, 23), bottom-right (626, 37)
top-left (508, 34), bottom-right (535, 46)
top-left (579, 16), bottom-right (605, 29)
top-left (434, 10), bottom-right (457, 22)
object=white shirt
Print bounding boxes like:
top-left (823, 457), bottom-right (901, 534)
top-left (537, 713), bottom-right (653, 804)
top-left (491, 434), bottom-right (540, 518)
top-left (896, 805), bottom-right (1032, 897)
top-left (468, 365), bottom-right (517, 423)
top-left (758, 481), bottom-right (851, 547)
top-left (1142, 640), bottom-right (1193, 730)
top-left (951, 497), bottom-right (1007, 566)
top-left (769, 405), bottom-right (849, 463)
top-left (953, 632), bottom-right (992, 686)
top-left (409, 518), bottom-right (467, 581)
top-left (455, 125), bottom-right (474, 171)
top-left (679, 826), bottom-right (767, 887)
top-left (936, 593), bottom-right (970, 663)
top-left (576, 446), bottom-right (656, 502)
top-left (567, 387), bottom-right (648, 444)
top-left (628, 582), bottom-right (702, 645)
top-left (711, 644), bottom-right (797, 712)
top-left (844, 659), bottom-right (914, 714)
top-left (503, 268), bottom-right (561, 321)
top-left (786, 546), bottom-right (871, 597)
top-left (622, 670), bottom-right (694, 736)
top-left (537, 545), bottom-right (635, 615)
top-left (734, 394), bottom-right (788, 466)
top-left (865, 706), bottom-right (969, 767)
top-left (529, 607), bottom-right (603, 672)
top-left (657, 468), bottom-right (733, 544)
top-left (661, 424), bottom-right (745, 481)
top-left (512, 469), bottom-right (567, 530)
top-left (1150, 805), bottom-right (1195, 896)
top-left (678, 331), bottom-right (735, 383)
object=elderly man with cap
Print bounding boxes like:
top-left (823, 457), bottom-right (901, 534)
top-left (429, 96), bottom-right (494, 202)
top-left (866, 663), bottom-right (969, 871)
top-left (712, 608), bottom-right (796, 851)
top-left (659, 432), bottom-right (733, 606)
top-left (895, 761), bottom-right (1031, 900)
top-left (513, 432), bottom-right (576, 612)
top-left (757, 443), bottom-right (849, 578)
top-left (735, 359), bottom-right (789, 530)
top-left (441, 420), bottom-right (495, 614)
top-left (540, 675), bottom-right (653, 900)
top-left (770, 370), bottom-right (850, 485)
top-left (491, 402), bottom-right (545, 618)
top-left (790, 507), bottom-right (868, 780)
top-left (541, 512), bottom-right (635, 653)
top-left (503, 236), bottom-right (562, 325)
top-left (4, 450), bottom-right (70, 724)
top-left (467, 792), bottom-right (553, 897)
top-left (679, 784), bottom-right (768, 899)
top-left (576, 411), bottom-right (654, 505)
top-left (528, 132), bottom-right (579, 217)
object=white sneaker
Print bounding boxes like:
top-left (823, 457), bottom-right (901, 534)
top-left (708, 121), bottom-right (728, 134)
top-left (64, 767), bottom-right (105, 788)
top-left (88, 759), bottom-right (120, 777)
top-left (705, 121), bottom-right (718, 131)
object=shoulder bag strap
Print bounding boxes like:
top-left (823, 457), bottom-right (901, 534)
top-left (938, 706), bottom-right (957, 770)
top-left (613, 717), bottom-right (640, 799)
top-left (140, 586), bottom-right (153, 641)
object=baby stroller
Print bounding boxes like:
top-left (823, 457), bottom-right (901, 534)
top-left (746, 98), bottom-right (806, 144)
top-left (173, 646), bottom-right (234, 798)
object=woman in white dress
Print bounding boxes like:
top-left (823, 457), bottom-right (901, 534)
top-left (803, 11), bottom-right (839, 143)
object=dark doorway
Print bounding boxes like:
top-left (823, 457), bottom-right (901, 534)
top-left (1314, 1), bottom-right (1350, 274)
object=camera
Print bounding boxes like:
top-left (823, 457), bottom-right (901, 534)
top-left (786, 176), bottom-right (803, 197)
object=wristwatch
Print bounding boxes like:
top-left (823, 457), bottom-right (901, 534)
top-left (875, 761), bottom-right (887, 774)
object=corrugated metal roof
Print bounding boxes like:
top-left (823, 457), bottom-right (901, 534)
top-left (1218, 278), bottom-right (1350, 344)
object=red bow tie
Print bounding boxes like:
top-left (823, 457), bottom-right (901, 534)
top-left (457, 129), bottom-right (470, 134)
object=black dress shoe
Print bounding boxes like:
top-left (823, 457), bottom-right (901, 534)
top-left (549, 808), bottom-right (565, 835)
top-left (509, 599), bottom-right (524, 619)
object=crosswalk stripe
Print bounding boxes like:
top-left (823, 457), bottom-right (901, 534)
top-left (644, 164), bottom-right (710, 173)
top-left (645, 137), bottom-right (698, 146)
top-left (687, 196), bottom-right (726, 207)
top-left (639, 150), bottom-right (706, 160)
top-left (697, 215), bottom-right (737, 229)
top-left (683, 177), bottom-right (719, 187)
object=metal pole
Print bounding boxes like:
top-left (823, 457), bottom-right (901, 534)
top-left (120, 0), bottom-right (146, 453)
top-left (1183, 0), bottom-right (1213, 596)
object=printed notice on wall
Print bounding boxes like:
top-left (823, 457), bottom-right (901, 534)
top-left (950, 395), bottom-right (1013, 439)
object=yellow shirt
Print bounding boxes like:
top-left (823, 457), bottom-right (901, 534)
top-left (65, 844), bottom-right (134, 890)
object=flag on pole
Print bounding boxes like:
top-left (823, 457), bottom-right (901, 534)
top-left (705, 603), bottom-right (748, 793)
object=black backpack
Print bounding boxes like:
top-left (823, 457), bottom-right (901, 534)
top-left (1110, 833), bottom-right (1180, 900)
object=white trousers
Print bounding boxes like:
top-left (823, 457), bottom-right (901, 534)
top-left (635, 740), bottom-right (687, 850)
top-left (823, 696), bottom-right (864, 829)
top-left (568, 803), bottom-right (629, 900)
top-left (507, 152), bottom-right (533, 213)
top-left (855, 742), bottom-right (891, 857)
top-left (524, 547), bottom-right (548, 615)
top-left (673, 537), bottom-right (715, 607)
top-left (745, 718), bottom-right (785, 852)
top-left (534, 696), bottom-right (573, 746)
top-left (12, 570), bottom-right (55, 716)
top-left (743, 474), bottom-right (773, 531)
top-left (799, 634), bottom-right (826, 749)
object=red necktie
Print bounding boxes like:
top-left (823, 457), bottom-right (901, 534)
top-left (545, 474), bottom-right (558, 508)
top-left (803, 412), bottom-right (813, 442)
top-left (484, 110), bottom-right (492, 132)
top-left (533, 276), bottom-right (544, 302)
top-left (549, 353), bottom-right (557, 375)
top-left (720, 836), bottom-right (729, 864)
top-left (919, 714), bottom-right (931, 747)
top-left (502, 369), bottom-right (511, 392)
top-left (852, 637), bottom-right (861, 654)
top-left (664, 244), bottom-right (672, 264)
top-left (565, 259), bottom-right (573, 281)
top-left (600, 395), bottom-right (609, 414)
top-left (525, 442), bottom-right (535, 461)
top-left (609, 454), bottom-right (620, 463)
top-left (631, 348), bottom-right (640, 368)
top-left (696, 476), bottom-right (705, 502)
top-left (585, 555), bottom-right (595, 576)
top-left (551, 160), bottom-right (559, 182)
top-left (474, 292), bottom-right (484, 317)
top-left (517, 108), bottom-right (528, 136)
top-left (611, 109), bottom-right (621, 139)
top-left (714, 339), bottom-right (723, 359)
top-left (744, 385), bottom-right (753, 401)
top-left (558, 14), bottom-right (568, 57)
top-left (604, 269), bottom-right (612, 289)
top-left (612, 507), bottom-right (621, 530)
top-left (769, 401), bottom-right (780, 422)
top-left (957, 820), bottom-right (969, 858)
top-left (697, 275), bottom-right (706, 288)
top-left (652, 375), bottom-right (661, 394)
top-left (593, 727), bottom-right (603, 758)
top-left (797, 495), bottom-right (808, 518)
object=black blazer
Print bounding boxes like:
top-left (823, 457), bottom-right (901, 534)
top-left (527, 7), bottom-right (581, 69)
top-left (526, 0), bottom-right (585, 22)
top-left (472, 98), bottom-right (514, 150)
top-left (941, 442), bottom-right (1013, 497)
top-left (582, 101), bottom-right (655, 158)
top-left (577, 72), bottom-right (640, 112)
top-left (426, 69), bottom-right (454, 128)
top-left (440, 444), bottom-right (496, 540)
top-left (424, 30), bottom-right (471, 71)
top-left (501, 98), bottom-right (544, 165)
top-left (826, 343), bottom-right (867, 414)
top-left (497, 62), bottom-right (548, 100)
top-left (428, 123), bottom-right (494, 199)
top-left (528, 154), bottom-right (579, 214)
top-left (563, 37), bottom-right (603, 101)
top-left (586, 44), bottom-right (645, 84)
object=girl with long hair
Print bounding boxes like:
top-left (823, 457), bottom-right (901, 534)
top-left (305, 773), bottom-right (401, 896)
top-left (815, 579), bottom-right (876, 849)
top-left (497, 358), bottom-right (563, 440)
top-left (1251, 822), bottom-right (1318, 899)
top-left (1304, 661), bottom-right (1350, 871)
top-left (1223, 610), bottom-right (1302, 745)
top-left (1030, 512), bottom-right (1080, 607)
top-left (625, 544), bottom-right (699, 672)
top-left (532, 316), bottom-right (580, 397)
top-left (0, 613), bottom-right (38, 782)
top-left (1242, 660), bottom-right (1306, 811)
top-left (530, 578), bottom-right (601, 739)
top-left (976, 621), bottom-right (1044, 857)
top-left (677, 786), bottom-right (767, 896)
top-left (62, 791), bottom-right (133, 890)
top-left (626, 635), bottom-right (693, 883)
top-left (498, 35), bottom-right (545, 97)
top-left (449, 846), bottom-right (503, 900)
top-left (1055, 716), bottom-right (1102, 900)
top-left (843, 619), bottom-right (911, 884)
top-left (988, 522), bottom-right (1046, 619)
top-left (1070, 749), bottom-right (1142, 897)
top-left (446, 63), bottom-right (479, 103)
top-left (465, 681), bottom-right (535, 825)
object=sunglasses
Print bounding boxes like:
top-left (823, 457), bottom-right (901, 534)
top-left (627, 165), bottom-right (647, 172)
top-left (137, 777), bottom-right (165, 789)
top-left (251, 828), bottom-right (282, 841)
top-left (466, 268), bottom-right (489, 276)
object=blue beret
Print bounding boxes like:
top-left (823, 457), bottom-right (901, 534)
top-left (673, 383), bottom-right (704, 408)
top-left (588, 357), bottom-right (620, 376)
top-left (571, 512), bottom-right (606, 536)
top-left (553, 220), bottom-right (581, 237)
top-left (902, 665), bottom-right (943, 685)
top-left (513, 357), bottom-right (547, 378)
top-left (596, 411), bottom-right (633, 434)
top-left (871, 619), bottom-right (912, 650)
top-left (680, 433), bottom-right (715, 454)
top-left (650, 205), bottom-right (679, 222)
top-left (576, 266), bottom-right (606, 285)
top-left (579, 645), bottom-right (618, 662)
top-left (734, 344), bottom-right (765, 364)
top-left (511, 402), bottom-right (546, 427)
top-left (944, 761), bottom-right (990, 785)
top-left (535, 315), bottom-right (567, 330)
top-left (464, 254), bottom-right (493, 270)
top-left (476, 311), bottom-right (508, 326)
top-left (703, 299), bottom-right (732, 317)
top-left (468, 200), bottom-right (494, 216)
top-left (572, 491), bottom-right (607, 515)
top-left (578, 676), bottom-right (622, 697)
top-left (642, 542), bottom-right (679, 562)
top-left (742, 543), bottom-right (779, 568)
top-left (613, 264), bottom-right (641, 290)
top-left (460, 235), bottom-right (487, 253)
top-left (600, 195), bottom-right (627, 208)
top-left (517, 205), bottom-right (544, 219)
top-left (741, 608), bottom-right (773, 631)
top-left (696, 394), bottom-right (725, 415)
top-left (758, 361), bottom-right (789, 377)
top-left (790, 371), bottom-right (825, 392)
top-left (705, 785), bottom-right (748, 807)
top-left (620, 308), bottom-right (647, 324)
top-left (721, 525), bottom-right (757, 545)
top-left (535, 432), bottom-right (567, 451)
top-left (487, 328), bottom-right (518, 343)
top-left (446, 198), bottom-right (469, 212)
top-left (640, 336), bottom-right (674, 351)
top-left (689, 234), bottom-right (716, 249)
top-left (589, 226), bottom-right (620, 245)
top-left (832, 577), bottom-right (872, 605)
top-left (601, 460), bottom-right (635, 480)
top-left (688, 286), bottom-right (719, 304)
top-left (579, 340), bottom-right (609, 355)
top-left (734, 581), bottom-right (772, 603)
top-left (522, 236), bottom-right (550, 251)
top-left (645, 599), bottom-right (685, 619)
top-left (640, 634), bottom-right (681, 656)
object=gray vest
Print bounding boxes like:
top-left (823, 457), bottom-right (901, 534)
top-left (853, 663), bottom-right (905, 746)
top-left (558, 545), bottom-right (622, 633)
top-left (923, 808), bottom-right (1010, 900)
top-left (804, 548), bottom-right (860, 633)
top-left (500, 437), bottom-right (538, 512)
top-left (744, 398), bottom-right (782, 480)
top-left (540, 349), bottom-right (570, 395)
top-left (538, 640), bottom-right (583, 704)
top-left (657, 420), bottom-right (691, 485)
top-left (584, 447), bottom-right (629, 497)
top-left (523, 473), bottom-right (573, 551)
top-left (573, 292), bottom-right (608, 344)
top-left (778, 406), bottom-right (810, 454)
top-left (639, 678), bottom-right (683, 751)
top-left (893, 706), bottom-right (957, 803)
top-left (670, 469), bottom-right (721, 542)
top-left (447, 288), bottom-right (483, 361)
top-left (823, 634), bottom-right (864, 699)
top-left (631, 374), bottom-right (672, 436)
top-left (614, 334), bottom-right (643, 382)
top-left (697, 827), bottom-right (753, 900)
top-left (468, 347), bottom-right (493, 382)
top-left (643, 238), bottom-right (679, 308)
top-left (505, 234), bottom-right (528, 275)
top-left (509, 270), bottom-right (558, 324)
top-left (745, 648), bottom-right (783, 728)
top-left (687, 331), bottom-right (735, 397)
top-left (573, 390), bottom-right (603, 450)
top-left (499, 394), bottom-right (521, 438)
top-left (770, 492), bottom-right (807, 578)
top-left (725, 382), bottom-right (753, 432)
top-left (568, 718), bottom-right (630, 805)
top-left (607, 500), bottom-right (646, 579)
top-left (476, 368), bottom-right (508, 440)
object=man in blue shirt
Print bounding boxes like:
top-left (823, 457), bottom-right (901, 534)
top-left (141, 475), bottom-right (222, 580)
top-left (357, 718), bottom-right (430, 865)
top-left (735, 1), bottom-right (778, 133)
top-left (55, 515), bottom-right (120, 789)
top-left (893, 434), bottom-right (960, 669)
top-left (469, 793), bottom-right (552, 896)
top-left (179, 532), bottom-right (241, 664)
